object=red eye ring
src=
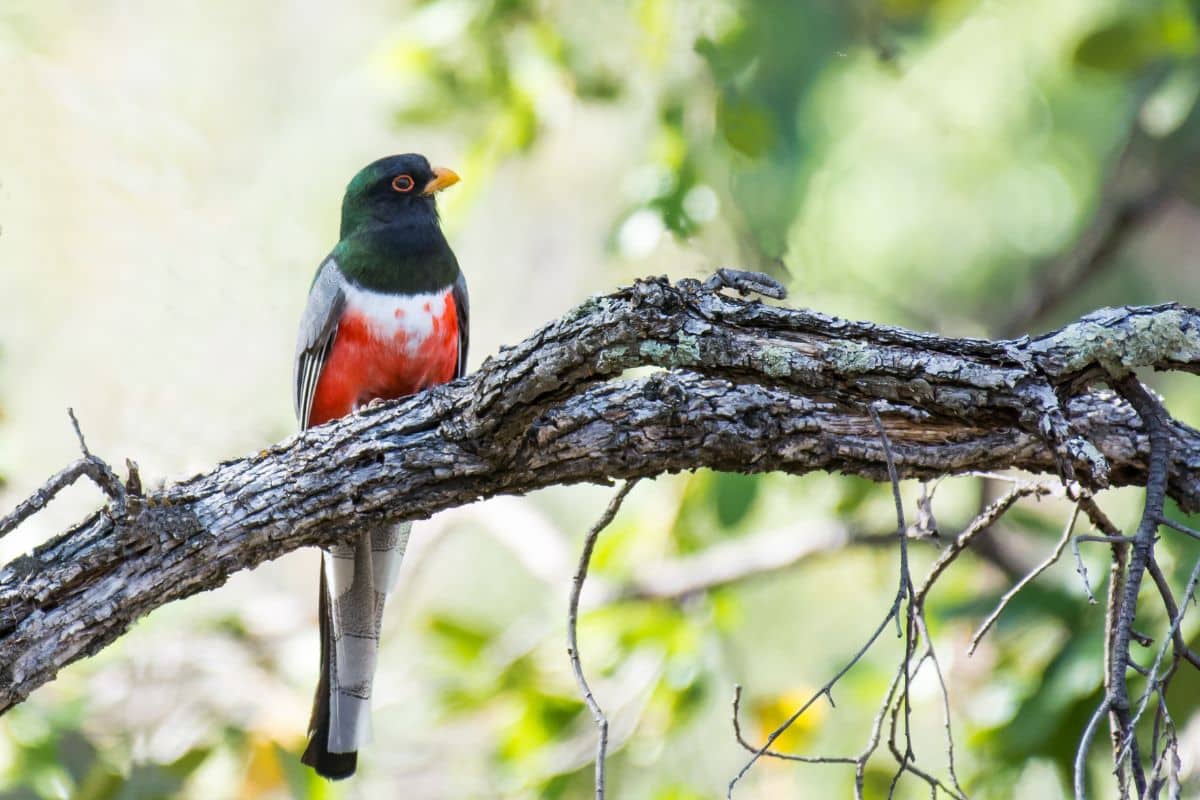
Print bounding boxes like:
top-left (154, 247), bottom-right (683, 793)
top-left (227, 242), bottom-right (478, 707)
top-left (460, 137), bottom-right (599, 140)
top-left (391, 174), bottom-right (415, 193)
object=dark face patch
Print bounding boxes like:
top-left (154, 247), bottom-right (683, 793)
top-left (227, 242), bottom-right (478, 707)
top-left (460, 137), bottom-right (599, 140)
top-left (340, 154), bottom-right (439, 238)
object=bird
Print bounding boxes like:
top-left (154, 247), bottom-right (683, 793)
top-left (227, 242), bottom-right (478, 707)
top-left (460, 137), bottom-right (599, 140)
top-left (292, 153), bottom-right (467, 779)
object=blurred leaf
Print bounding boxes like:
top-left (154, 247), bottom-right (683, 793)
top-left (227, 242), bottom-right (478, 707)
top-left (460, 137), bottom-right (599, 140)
top-left (976, 623), bottom-right (1106, 768)
top-left (652, 783), bottom-right (708, 800)
top-left (111, 765), bottom-right (186, 800)
top-left (717, 94), bottom-right (776, 157)
top-left (56, 731), bottom-right (97, 785)
top-left (834, 475), bottom-right (879, 516)
top-left (499, 690), bottom-right (583, 761)
top-left (1075, 4), bottom-right (1198, 73)
top-left (712, 472), bottom-right (760, 529)
top-left (426, 612), bottom-right (492, 664)
top-left (539, 768), bottom-right (593, 800)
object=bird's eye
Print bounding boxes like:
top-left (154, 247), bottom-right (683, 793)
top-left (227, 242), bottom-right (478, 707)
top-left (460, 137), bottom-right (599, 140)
top-left (391, 174), bottom-right (415, 193)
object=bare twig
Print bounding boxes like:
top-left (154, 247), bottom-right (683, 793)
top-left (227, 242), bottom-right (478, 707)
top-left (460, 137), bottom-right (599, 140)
top-left (1146, 556), bottom-right (1200, 670)
top-left (1076, 696), bottom-right (1113, 800)
top-left (1118, 551), bottom-right (1200, 766)
top-left (1102, 512), bottom-right (1133, 797)
top-left (1158, 516), bottom-right (1200, 543)
top-left (0, 410), bottom-right (126, 539)
top-left (854, 664), bottom-right (905, 798)
top-left (1071, 532), bottom-right (1100, 604)
top-left (567, 480), bottom-right (639, 800)
top-left (1104, 377), bottom-right (1173, 797)
top-left (730, 686), bottom-right (855, 765)
top-left (970, 502), bottom-right (1081, 654)
top-left (726, 597), bottom-right (898, 796)
top-left (1077, 534), bottom-right (1136, 545)
top-left (726, 406), bottom-right (919, 798)
top-left (914, 613), bottom-right (966, 797)
top-left (869, 406), bottom-right (920, 792)
top-left (917, 481), bottom-right (1060, 603)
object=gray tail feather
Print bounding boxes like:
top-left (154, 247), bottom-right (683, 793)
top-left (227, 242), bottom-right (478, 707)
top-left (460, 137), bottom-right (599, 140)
top-left (301, 563), bottom-right (357, 779)
top-left (301, 523), bottom-right (410, 779)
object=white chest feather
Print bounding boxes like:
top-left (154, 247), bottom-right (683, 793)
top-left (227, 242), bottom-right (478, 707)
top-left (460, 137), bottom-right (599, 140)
top-left (341, 283), bottom-right (451, 354)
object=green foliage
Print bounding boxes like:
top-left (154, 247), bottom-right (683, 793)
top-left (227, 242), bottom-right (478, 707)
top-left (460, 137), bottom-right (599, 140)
top-left (1, 712), bottom-right (212, 800)
top-left (1075, 2), bottom-right (1198, 73)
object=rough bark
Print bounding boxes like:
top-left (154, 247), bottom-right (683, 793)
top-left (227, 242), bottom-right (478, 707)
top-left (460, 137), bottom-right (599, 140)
top-left (2, 275), bottom-right (1199, 714)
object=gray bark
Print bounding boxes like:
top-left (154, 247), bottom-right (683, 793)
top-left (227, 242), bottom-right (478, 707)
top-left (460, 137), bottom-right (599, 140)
top-left (2, 275), bottom-right (1199, 714)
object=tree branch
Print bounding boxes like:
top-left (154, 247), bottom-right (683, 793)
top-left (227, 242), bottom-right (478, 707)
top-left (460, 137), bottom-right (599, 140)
top-left (3, 276), bottom-right (1200, 713)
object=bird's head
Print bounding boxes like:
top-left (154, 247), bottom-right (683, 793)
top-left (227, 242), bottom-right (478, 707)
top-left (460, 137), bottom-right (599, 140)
top-left (339, 153), bottom-right (460, 238)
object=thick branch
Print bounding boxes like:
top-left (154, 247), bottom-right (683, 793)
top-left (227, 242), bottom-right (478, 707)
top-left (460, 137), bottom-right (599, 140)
top-left (2, 277), bottom-right (1200, 713)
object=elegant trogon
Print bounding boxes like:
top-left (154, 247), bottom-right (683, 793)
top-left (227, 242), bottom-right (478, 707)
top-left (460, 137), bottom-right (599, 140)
top-left (293, 153), bottom-right (466, 779)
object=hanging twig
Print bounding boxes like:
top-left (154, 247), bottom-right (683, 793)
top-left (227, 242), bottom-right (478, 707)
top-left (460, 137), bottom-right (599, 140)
top-left (566, 480), bottom-right (639, 800)
top-left (970, 502), bottom-right (1082, 654)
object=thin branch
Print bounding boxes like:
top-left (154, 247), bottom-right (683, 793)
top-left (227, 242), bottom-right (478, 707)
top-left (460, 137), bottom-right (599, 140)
top-left (1106, 376), bottom-right (1173, 797)
top-left (0, 410), bottom-right (126, 539)
top-left (726, 597), bottom-right (898, 796)
top-left (1146, 556), bottom-right (1200, 671)
top-left (729, 686), bottom-right (855, 765)
top-left (970, 502), bottom-right (1081, 654)
top-left (1158, 516), bottom-right (1200, 543)
top-left (1118, 551), bottom-right (1200, 765)
top-left (1073, 530), bottom-right (1100, 605)
top-left (916, 482), bottom-right (1060, 603)
top-left (567, 480), bottom-right (639, 800)
top-left (855, 664), bottom-right (905, 797)
top-left (914, 613), bottom-right (966, 798)
top-left (726, 407), bottom-right (914, 796)
top-left (1103, 512), bottom-right (1133, 797)
top-left (1076, 697), bottom-right (1113, 800)
top-left (869, 405), bottom-right (921, 793)
top-left (1077, 534), bottom-right (1137, 545)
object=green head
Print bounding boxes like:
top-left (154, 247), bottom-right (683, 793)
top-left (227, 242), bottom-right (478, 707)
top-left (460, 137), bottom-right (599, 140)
top-left (339, 153), bottom-right (460, 239)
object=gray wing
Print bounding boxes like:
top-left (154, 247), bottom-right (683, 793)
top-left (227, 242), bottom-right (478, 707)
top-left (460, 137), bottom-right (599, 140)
top-left (294, 258), bottom-right (347, 429)
top-left (453, 270), bottom-right (469, 379)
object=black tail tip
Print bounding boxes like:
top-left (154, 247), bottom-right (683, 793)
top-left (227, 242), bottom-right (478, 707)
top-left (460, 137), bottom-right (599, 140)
top-left (301, 741), bottom-right (357, 780)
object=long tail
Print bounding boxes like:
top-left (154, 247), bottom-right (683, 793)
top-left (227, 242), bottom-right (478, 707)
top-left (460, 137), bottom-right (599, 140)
top-left (301, 522), bottom-right (411, 779)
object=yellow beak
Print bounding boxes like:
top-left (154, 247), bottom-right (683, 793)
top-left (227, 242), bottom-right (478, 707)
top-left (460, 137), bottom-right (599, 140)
top-left (422, 166), bottom-right (460, 195)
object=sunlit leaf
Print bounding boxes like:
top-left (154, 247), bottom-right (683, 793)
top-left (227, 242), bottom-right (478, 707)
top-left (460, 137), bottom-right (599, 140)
top-left (712, 472), bottom-right (760, 529)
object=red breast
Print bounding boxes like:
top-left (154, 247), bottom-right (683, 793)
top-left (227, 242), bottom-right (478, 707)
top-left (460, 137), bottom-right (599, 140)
top-left (308, 288), bottom-right (459, 427)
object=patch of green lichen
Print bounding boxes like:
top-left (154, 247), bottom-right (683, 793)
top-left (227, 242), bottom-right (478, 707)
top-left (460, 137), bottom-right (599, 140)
top-left (638, 340), bottom-right (673, 363)
top-left (1054, 310), bottom-right (1200, 376)
top-left (596, 345), bottom-right (629, 372)
top-left (828, 340), bottom-right (877, 375)
top-left (560, 294), bottom-right (609, 324)
top-left (759, 345), bottom-right (794, 378)
top-left (675, 334), bottom-right (700, 364)
top-left (638, 335), bottom-right (700, 367)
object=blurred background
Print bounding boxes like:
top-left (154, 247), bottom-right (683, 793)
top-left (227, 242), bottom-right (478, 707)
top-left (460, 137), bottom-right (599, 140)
top-left (3, 0), bottom-right (1200, 797)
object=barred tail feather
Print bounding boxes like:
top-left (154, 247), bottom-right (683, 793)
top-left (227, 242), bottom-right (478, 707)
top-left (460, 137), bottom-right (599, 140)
top-left (300, 563), bottom-right (356, 779)
top-left (302, 523), bottom-right (412, 779)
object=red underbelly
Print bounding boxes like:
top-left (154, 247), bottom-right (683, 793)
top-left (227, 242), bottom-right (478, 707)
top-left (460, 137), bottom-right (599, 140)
top-left (308, 292), bottom-right (459, 427)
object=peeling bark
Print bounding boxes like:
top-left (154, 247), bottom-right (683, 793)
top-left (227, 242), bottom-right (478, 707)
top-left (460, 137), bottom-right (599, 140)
top-left (1, 276), bottom-right (1198, 714)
